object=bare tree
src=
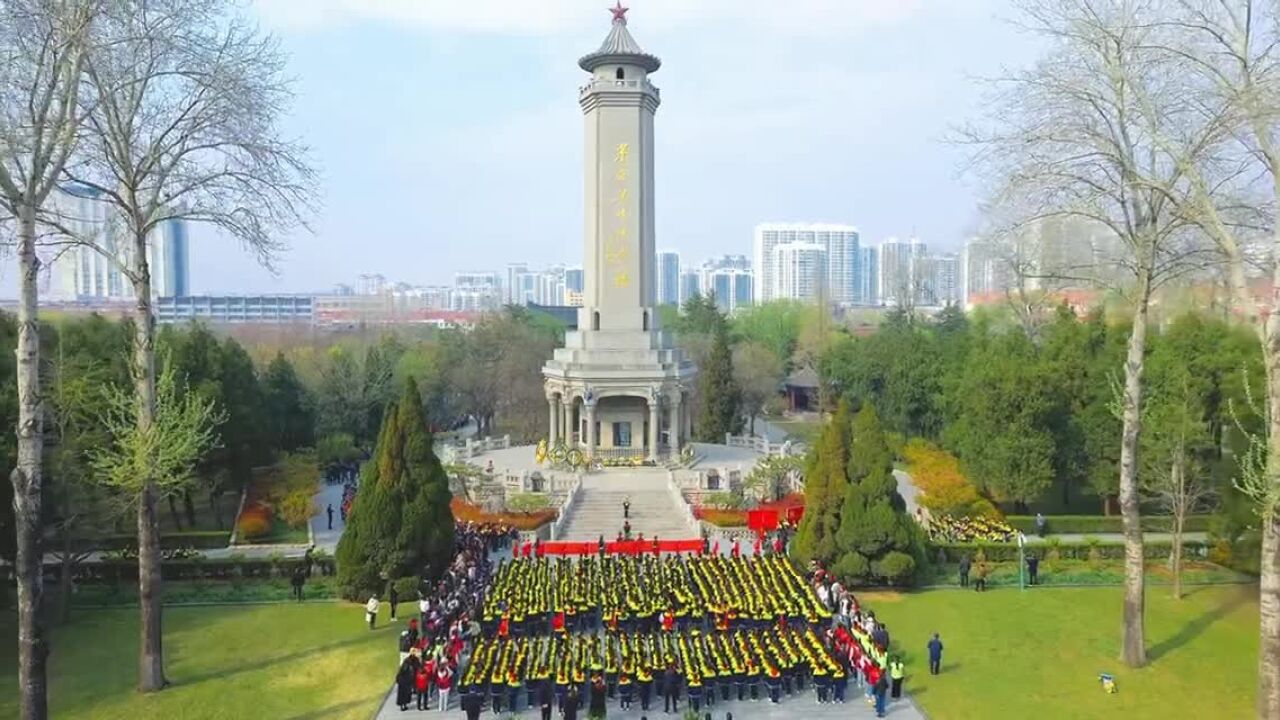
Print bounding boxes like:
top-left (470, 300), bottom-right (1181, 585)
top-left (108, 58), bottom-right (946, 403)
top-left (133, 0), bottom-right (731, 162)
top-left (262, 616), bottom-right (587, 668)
top-left (61, 0), bottom-right (315, 691)
top-left (0, 2), bottom-right (95, 717)
top-left (1139, 371), bottom-right (1215, 600)
top-left (960, 0), bottom-right (1219, 667)
top-left (1133, 2), bottom-right (1280, 712)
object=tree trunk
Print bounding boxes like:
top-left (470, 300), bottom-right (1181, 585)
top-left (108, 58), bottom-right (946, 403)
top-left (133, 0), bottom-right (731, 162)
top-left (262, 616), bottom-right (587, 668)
top-left (182, 490), bottom-right (197, 528)
top-left (1259, 513), bottom-right (1280, 719)
top-left (166, 495), bottom-right (183, 532)
top-left (1171, 497), bottom-right (1183, 602)
top-left (12, 205), bottom-right (48, 720)
top-left (1258, 297), bottom-right (1280, 718)
top-left (131, 245), bottom-right (166, 692)
top-left (1117, 271), bottom-right (1151, 668)
top-left (59, 525), bottom-right (74, 624)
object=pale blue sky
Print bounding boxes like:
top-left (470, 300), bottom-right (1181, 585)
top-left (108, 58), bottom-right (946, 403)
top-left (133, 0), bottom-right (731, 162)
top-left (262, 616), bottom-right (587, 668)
top-left (9, 0), bottom-right (1047, 295)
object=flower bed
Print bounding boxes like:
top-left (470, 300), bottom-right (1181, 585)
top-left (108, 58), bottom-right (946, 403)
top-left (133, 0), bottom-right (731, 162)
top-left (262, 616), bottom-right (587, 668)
top-left (450, 497), bottom-right (556, 531)
top-left (235, 452), bottom-right (321, 544)
top-left (694, 507), bottom-right (748, 527)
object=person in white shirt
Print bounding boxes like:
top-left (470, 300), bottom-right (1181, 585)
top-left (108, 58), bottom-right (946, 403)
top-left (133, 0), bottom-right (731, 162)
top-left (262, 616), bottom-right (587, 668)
top-left (419, 596), bottom-right (431, 628)
top-left (366, 595), bottom-right (380, 630)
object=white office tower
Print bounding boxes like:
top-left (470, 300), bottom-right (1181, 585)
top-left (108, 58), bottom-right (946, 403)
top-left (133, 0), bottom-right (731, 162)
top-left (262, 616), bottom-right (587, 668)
top-left (44, 184), bottom-right (190, 302)
top-left (878, 237), bottom-right (927, 307)
top-left (753, 223), bottom-right (859, 304)
top-left (859, 246), bottom-right (879, 305)
top-left (772, 242), bottom-right (828, 302)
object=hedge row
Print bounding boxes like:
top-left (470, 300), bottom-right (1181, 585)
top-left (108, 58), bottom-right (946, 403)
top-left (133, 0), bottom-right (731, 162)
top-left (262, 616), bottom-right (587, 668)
top-left (73, 531), bottom-right (233, 552)
top-left (930, 539), bottom-right (1210, 563)
top-left (1005, 515), bottom-right (1212, 535)
top-left (47, 558), bottom-right (336, 584)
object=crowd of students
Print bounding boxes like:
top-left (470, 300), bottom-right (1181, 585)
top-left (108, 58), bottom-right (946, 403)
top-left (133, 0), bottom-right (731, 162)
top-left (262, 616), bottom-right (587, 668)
top-left (386, 527), bottom-right (920, 718)
top-left (390, 523), bottom-right (512, 712)
top-left (925, 514), bottom-right (1016, 543)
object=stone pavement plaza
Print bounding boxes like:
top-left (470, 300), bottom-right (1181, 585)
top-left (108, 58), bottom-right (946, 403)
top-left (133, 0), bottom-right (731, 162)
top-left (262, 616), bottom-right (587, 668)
top-left (374, 679), bottom-right (927, 719)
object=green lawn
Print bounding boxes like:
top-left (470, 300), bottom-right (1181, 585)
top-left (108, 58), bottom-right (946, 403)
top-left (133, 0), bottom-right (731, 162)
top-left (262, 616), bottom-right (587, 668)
top-left (862, 584), bottom-right (1260, 720)
top-left (0, 601), bottom-right (408, 719)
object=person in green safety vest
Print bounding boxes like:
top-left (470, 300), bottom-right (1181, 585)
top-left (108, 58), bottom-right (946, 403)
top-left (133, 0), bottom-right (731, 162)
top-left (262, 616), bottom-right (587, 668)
top-left (889, 657), bottom-right (906, 699)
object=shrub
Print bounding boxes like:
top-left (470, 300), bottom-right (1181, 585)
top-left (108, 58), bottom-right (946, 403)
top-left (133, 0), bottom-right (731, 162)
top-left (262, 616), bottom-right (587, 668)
top-left (930, 539), bottom-right (1211, 563)
top-left (1005, 514), bottom-right (1213, 535)
top-left (450, 497), bottom-right (556, 531)
top-left (278, 489), bottom-right (317, 528)
top-left (236, 508), bottom-right (271, 540)
top-left (506, 493), bottom-right (551, 513)
top-left (873, 551), bottom-right (917, 585)
top-left (696, 508), bottom-right (748, 527)
top-left (832, 553), bottom-right (870, 583)
top-left (903, 439), bottom-right (1000, 519)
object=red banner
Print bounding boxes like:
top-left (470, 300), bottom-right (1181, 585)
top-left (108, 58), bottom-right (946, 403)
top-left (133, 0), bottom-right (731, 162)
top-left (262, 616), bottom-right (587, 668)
top-left (747, 509), bottom-right (779, 532)
top-left (538, 539), bottom-right (703, 556)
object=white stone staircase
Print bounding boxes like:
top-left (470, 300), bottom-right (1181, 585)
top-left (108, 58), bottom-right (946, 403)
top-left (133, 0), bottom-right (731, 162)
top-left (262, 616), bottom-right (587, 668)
top-left (555, 470), bottom-right (695, 541)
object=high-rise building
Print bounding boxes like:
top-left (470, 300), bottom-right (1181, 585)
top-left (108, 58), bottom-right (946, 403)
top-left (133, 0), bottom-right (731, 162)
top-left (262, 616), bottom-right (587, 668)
top-left (878, 237), bottom-right (927, 307)
top-left (453, 271), bottom-right (502, 311)
top-left (773, 242), bottom-right (828, 302)
top-left (859, 246), bottom-right (879, 306)
top-left (702, 267), bottom-right (753, 314)
top-left (753, 223), bottom-right (859, 304)
top-left (44, 184), bottom-right (190, 302)
top-left (506, 263), bottom-right (529, 304)
top-left (679, 270), bottom-right (701, 306)
top-left (656, 251), bottom-right (681, 305)
top-left (564, 267), bottom-right (585, 293)
top-left (358, 273), bottom-right (387, 296)
top-left (932, 253), bottom-right (962, 306)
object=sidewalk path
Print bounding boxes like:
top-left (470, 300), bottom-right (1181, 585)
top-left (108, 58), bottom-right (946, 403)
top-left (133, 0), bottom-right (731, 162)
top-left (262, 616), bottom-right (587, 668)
top-left (310, 479), bottom-right (348, 552)
top-left (894, 469), bottom-right (924, 520)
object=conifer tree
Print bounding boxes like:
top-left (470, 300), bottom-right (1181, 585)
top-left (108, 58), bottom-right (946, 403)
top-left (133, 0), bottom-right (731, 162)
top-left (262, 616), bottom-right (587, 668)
top-left (834, 404), bottom-right (919, 584)
top-left (695, 319), bottom-right (744, 442)
top-left (336, 377), bottom-right (455, 599)
top-left (793, 402), bottom-right (852, 566)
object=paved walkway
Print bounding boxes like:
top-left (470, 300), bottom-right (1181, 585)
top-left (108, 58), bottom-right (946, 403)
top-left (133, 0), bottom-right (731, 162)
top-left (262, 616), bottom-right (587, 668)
top-left (893, 469), bottom-right (924, 520)
top-left (374, 683), bottom-right (926, 718)
top-left (310, 479), bottom-right (347, 552)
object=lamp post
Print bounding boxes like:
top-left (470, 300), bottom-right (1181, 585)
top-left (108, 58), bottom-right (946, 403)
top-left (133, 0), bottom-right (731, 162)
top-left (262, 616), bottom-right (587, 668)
top-left (1017, 532), bottom-right (1027, 591)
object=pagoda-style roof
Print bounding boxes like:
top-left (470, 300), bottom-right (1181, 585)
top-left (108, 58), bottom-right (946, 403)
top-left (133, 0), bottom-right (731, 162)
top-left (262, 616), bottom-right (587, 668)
top-left (579, 2), bottom-right (661, 73)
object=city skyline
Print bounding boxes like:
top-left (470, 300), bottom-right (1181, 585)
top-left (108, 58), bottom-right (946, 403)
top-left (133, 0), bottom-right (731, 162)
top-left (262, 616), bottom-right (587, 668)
top-left (0, 1), bottom-right (1037, 298)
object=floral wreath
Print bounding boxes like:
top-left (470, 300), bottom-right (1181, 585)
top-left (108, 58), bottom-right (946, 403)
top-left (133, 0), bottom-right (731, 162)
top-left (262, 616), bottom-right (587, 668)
top-left (535, 438), bottom-right (549, 465)
top-left (566, 448), bottom-right (585, 469)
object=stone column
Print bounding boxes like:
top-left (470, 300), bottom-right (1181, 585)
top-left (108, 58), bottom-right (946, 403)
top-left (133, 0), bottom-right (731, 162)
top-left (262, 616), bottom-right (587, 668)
top-left (647, 397), bottom-right (660, 461)
top-left (667, 395), bottom-right (681, 455)
top-left (585, 402), bottom-right (597, 458)
top-left (563, 397), bottom-right (574, 446)
top-left (683, 393), bottom-right (693, 442)
top-left (548, 395), bottom-right (559, 445)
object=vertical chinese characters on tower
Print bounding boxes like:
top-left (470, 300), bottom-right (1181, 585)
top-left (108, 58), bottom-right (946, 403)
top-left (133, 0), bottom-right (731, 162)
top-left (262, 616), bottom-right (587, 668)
top-left (611, 142), bottom-right (631, 288)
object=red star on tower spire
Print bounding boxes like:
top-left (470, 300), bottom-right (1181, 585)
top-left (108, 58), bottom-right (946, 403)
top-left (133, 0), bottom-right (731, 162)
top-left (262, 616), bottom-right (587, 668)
top-left (609, 1), bottom-right (629, 23)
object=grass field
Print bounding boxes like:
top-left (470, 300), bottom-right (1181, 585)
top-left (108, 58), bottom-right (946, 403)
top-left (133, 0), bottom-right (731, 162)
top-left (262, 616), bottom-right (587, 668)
top-left (0, 585), bottom-right (1262, 719)
top-left (862, 584), bottom-right (1261, 720)
top-left (0, 601), bottom-right (409, 720)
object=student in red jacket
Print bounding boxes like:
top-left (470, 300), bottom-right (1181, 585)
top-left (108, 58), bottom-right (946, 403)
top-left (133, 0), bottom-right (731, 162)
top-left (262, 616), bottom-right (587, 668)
top-left (415, 665), bottom-right (431, 710)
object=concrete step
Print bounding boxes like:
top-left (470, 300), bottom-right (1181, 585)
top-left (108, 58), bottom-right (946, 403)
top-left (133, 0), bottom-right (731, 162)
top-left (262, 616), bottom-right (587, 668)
top-left (556, 470), bottom-right (696, 542)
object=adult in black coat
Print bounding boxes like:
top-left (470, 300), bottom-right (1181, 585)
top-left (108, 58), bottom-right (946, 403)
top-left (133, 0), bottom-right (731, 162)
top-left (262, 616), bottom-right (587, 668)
top-left (462, 691), bottom-right (483, 720)
top-left (565, 686), bottom-right (581, 720)
top-left (588, 675), bottom-right (607, 718)
top-left (538, 679), bottom-right (554, 720)
top-left (662, 666), bottom-right (680, 713)
top-left (395, 659), bottom-right (415, 711)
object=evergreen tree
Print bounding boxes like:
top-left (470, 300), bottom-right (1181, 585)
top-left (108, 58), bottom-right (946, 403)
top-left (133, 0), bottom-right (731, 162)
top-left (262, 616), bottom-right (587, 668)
top-left (263, 352), bottom-right (315, 452)
top-left (336, 377), bottom-right (455, 599)
top-left (834, 404), bottom-right (920, 585)
top-left (793, 402), bottom-right (852, 566)
top-left (695, 319), bottom-right (743, 442)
